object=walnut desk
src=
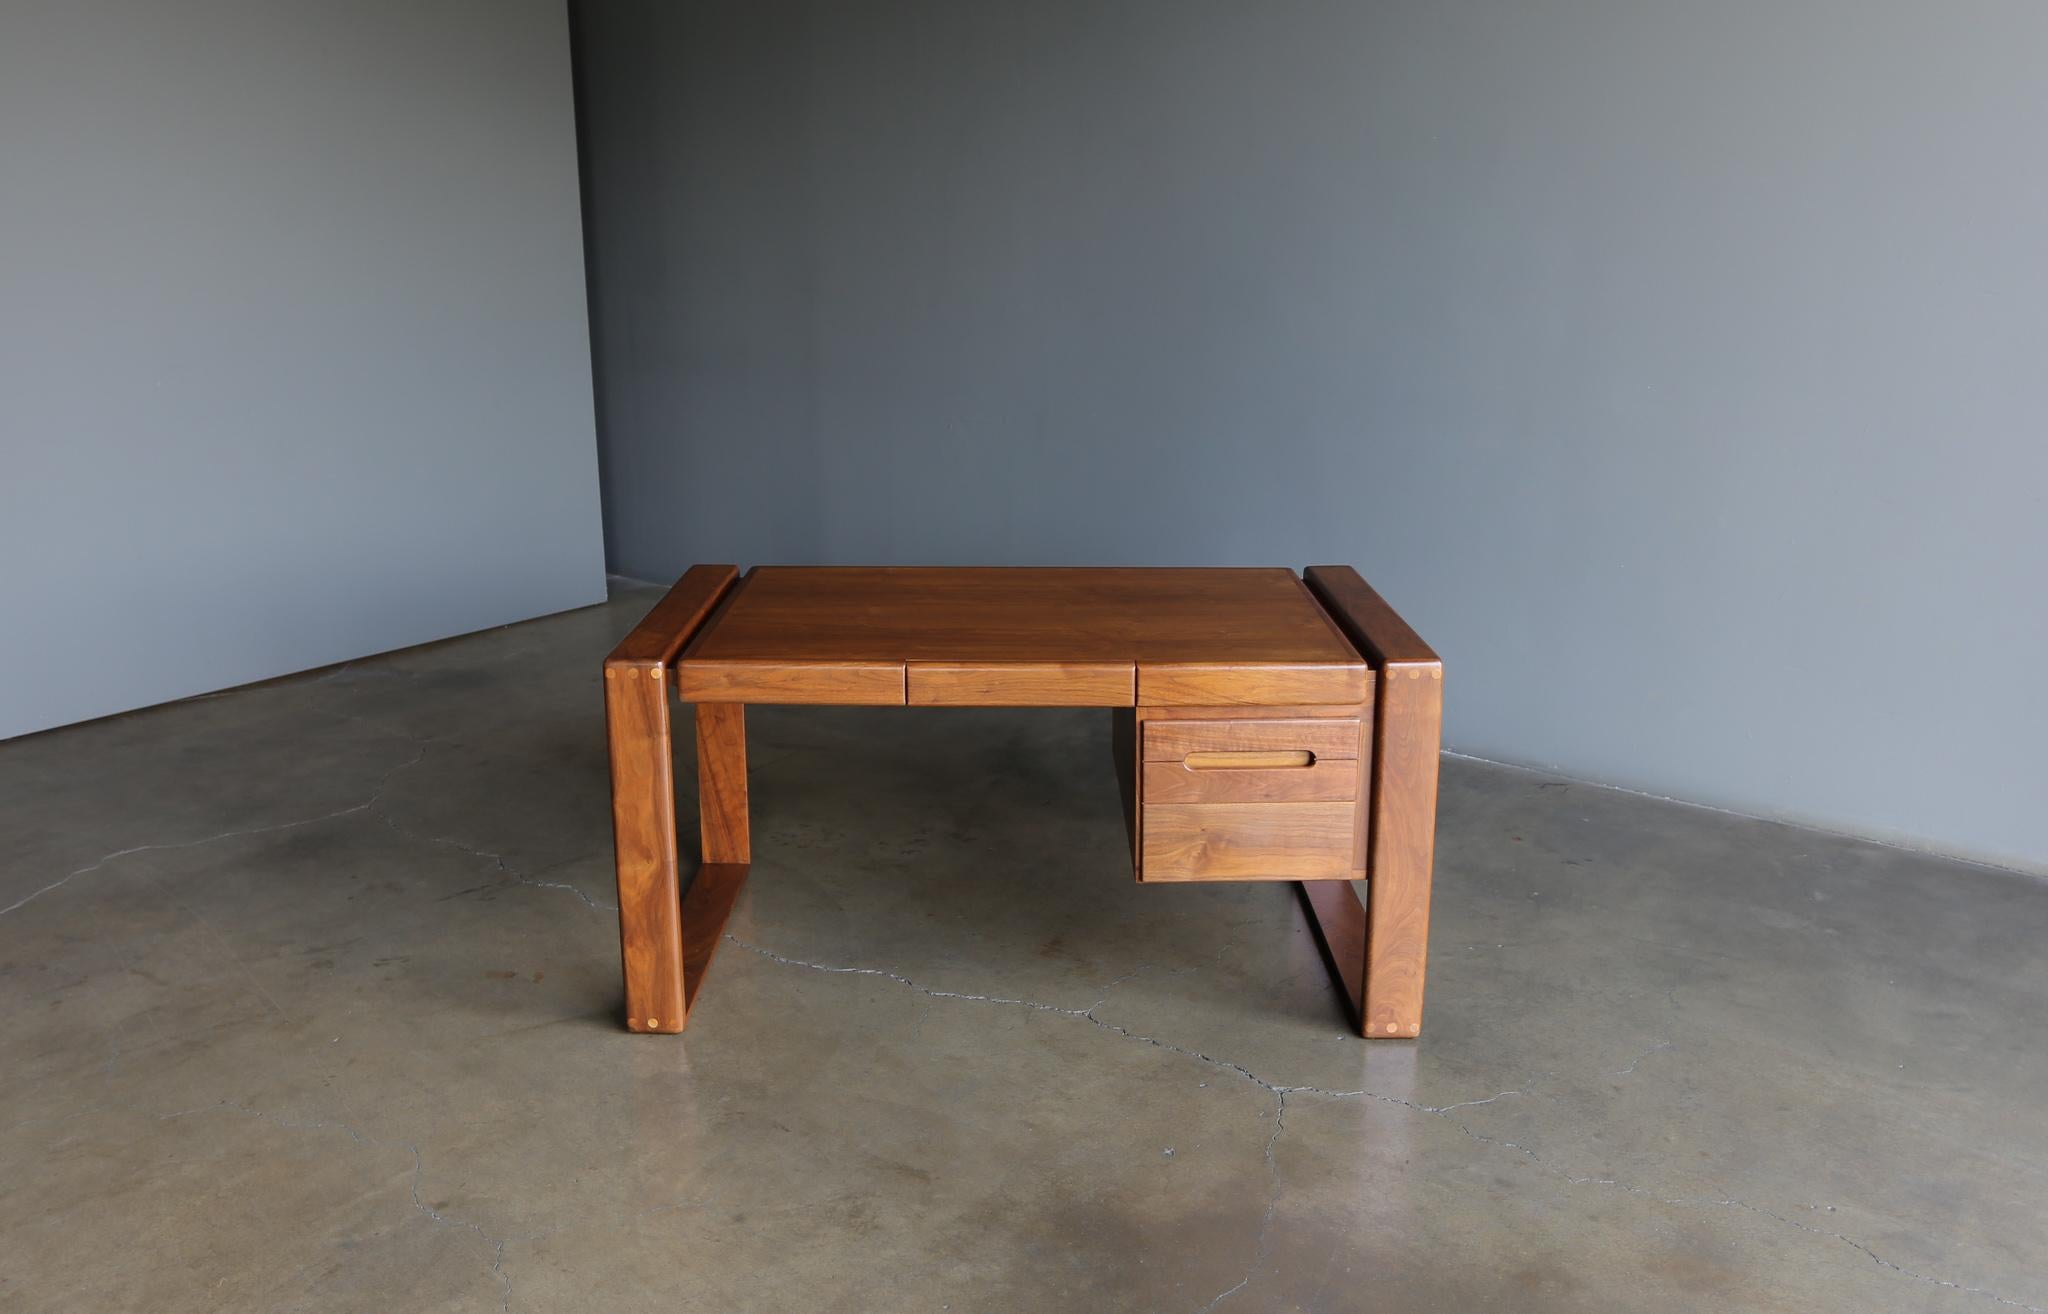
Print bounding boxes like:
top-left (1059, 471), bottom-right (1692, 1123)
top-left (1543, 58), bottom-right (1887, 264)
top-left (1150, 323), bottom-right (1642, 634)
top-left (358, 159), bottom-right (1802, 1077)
top-left (603, 566), bottom-right (1441, 1038)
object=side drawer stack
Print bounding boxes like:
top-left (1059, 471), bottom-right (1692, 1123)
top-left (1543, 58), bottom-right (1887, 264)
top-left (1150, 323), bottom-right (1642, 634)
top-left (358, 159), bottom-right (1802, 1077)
top-left (1137, 715), bottom-right (1363, 882)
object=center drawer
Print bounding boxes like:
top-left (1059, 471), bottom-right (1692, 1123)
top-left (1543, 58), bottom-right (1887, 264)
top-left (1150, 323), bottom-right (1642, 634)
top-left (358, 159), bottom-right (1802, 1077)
top-left (1136, 716), bottom-right (1363, 882)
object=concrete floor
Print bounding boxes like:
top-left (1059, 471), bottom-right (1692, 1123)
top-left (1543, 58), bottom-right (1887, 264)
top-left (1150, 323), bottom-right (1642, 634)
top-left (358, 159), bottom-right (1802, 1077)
top-left (3, 585), bottom-right (2044, 1314)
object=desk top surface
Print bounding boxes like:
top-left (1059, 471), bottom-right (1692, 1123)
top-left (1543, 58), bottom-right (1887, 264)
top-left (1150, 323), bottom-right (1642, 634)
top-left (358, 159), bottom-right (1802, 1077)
top-left (685, 567), bottom-right (1362, 666)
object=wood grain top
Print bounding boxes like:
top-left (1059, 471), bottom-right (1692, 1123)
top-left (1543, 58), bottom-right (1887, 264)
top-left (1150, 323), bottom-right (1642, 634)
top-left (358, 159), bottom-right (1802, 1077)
top-left (685, 567), bottom-right (1363, 666)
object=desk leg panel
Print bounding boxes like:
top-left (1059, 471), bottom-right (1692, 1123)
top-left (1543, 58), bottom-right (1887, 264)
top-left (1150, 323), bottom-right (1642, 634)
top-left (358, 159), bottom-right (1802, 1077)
top-left (683, 862), bottom-right (751, 1013)
top-left (1298, 880), bottom-right (1367, 1028)
top-left (697, 704), bottom-right (750, 864)
top-left (1361, 665), bottom-right (1442, 1037)
top-left (605, 665), bottom-right (686, 1034)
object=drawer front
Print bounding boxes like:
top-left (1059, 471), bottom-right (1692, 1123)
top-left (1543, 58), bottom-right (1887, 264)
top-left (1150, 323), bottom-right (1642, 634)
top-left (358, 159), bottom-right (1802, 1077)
top-left (1141, 718), bottom-right (1361, 762)
top-left (1142, 757), bottom-right (1358, 804)
top-left (907, 660), bottom-right (1134, 706)
top-left (1140, 802), bottom-right (1355, 882)
top-left (678, 659), bottom-right (906, 705)
top-left (1137, 663), bottom-right (1369, 706)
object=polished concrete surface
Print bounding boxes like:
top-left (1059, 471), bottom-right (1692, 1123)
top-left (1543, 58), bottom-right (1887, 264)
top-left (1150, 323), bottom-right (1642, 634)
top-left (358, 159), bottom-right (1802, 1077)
top-left (3, 585), bottom-right (2044, 1313)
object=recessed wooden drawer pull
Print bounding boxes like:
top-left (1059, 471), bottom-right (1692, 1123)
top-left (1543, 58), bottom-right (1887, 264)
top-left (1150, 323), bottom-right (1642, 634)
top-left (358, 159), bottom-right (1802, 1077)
top-left (1142, 753), bottom-right (1357, 804)
top-left (1183, 750), bottom-right (1315, 770)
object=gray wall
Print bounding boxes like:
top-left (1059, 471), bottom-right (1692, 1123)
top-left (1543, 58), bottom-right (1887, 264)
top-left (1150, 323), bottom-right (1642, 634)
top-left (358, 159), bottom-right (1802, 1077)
top-left (574, 0), bottom-right (2048, 873)
top-left (1, 0), bottom-right (605, 739)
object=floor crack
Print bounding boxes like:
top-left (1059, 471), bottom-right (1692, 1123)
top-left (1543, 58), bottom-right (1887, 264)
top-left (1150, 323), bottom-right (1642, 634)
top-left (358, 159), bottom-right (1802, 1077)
top-left (724, 935), bottom-right (1291, 1314)
top-left (0, 730), bottom-right (617, 924)
top-left (1195, 1089), bottom-right (1288, 1313)
top-left (376, 812), bottom-right (615, 913)
top-left (1611, 1040), bottom-right (1674, 1077)
top-left (1419, 1090), bottom-right (1522, 1114)
top-left (725, 936), bottom-right (1134, 1021)
top-left (407, 1143), bottom-right (513, 1312)
top-left (1, 745), bottom-right (429, 920)
top-left (727, 934), bottom-right (2046, 1314)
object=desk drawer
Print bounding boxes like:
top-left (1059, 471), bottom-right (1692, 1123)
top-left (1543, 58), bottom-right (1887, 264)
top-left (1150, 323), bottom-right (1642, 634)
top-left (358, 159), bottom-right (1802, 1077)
top-left (1142, 756), bottom-right (1358, 804)
top-left (1140, 802), bottom-right (1355, 882)
top-left (1142, 717), bottom-right (1361, 762)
